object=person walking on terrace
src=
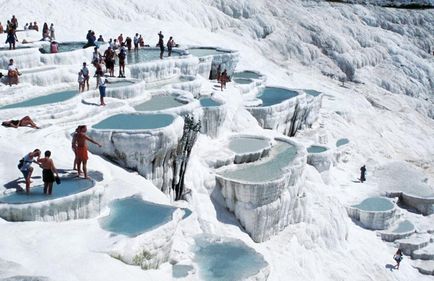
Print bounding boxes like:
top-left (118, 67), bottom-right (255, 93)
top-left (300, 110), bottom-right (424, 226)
top-left (158, 31), bottom-right (164, 59)
top-left (18, 149), bottom-right (41, 194)
top-left (393, 249), bottom-right (403, 270)
top-left (360, 165), bottom-right (366, 183)
top-left (73, 125), bottom-right (102, 179)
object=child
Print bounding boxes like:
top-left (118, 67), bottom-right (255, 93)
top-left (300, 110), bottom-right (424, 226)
top-left (38, 150), bottom-right (59, 195)
top-left (78, 70), bottom-right (85, 92)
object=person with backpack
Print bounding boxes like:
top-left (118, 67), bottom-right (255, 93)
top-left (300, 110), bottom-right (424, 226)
top-left (37, 150), bottom-right (59, 195)
top-left (167, 36), bottom-right (175, 57)
top-left (118, 43), bottom-right (127, 78)
top-left (18, 149), bottom-right (41, 194)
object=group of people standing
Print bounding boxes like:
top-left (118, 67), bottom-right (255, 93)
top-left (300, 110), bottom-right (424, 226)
top-left (157, 31), bottom-right (175, 59)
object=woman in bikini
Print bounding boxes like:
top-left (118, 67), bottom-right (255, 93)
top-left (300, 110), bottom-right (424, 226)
top-left (2, 116), bottom-right (39, 129)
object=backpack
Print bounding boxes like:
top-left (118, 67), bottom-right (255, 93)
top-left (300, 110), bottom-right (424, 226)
top-left (17, 158), bottom-right (24, 170)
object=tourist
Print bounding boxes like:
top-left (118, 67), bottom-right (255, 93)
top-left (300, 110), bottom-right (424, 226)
top-left (10, 15), bottom-right (18, 29)
top-left (2, 116), bottom-right (39, 129)
top-left (133, 33), bottom-right (139, 50)
top-left (118, 43), bottom-right (126, 78)
top-left (158, 31), bottom-right (164, 59)
top-left (6, 27), bottom-right (18, 50)
top-left (42, 22), bottom-right (50, 40)
top-left (18, 149), bottom-right (41, 194)
top-left (91, 47), bottom-right (102, 66)
top-left (96, 70), bottom-right (108, 106)
top-left (167, 36), bottom-right (175, 57)
top-left (360, 165), bottom-right (366, 183)
top-left (220, 69), bottom-right (229, 91)
top-left (33, 22), bottom-right (39, 32)
top-left (50, 41), bottom-right (58, 53)
top-left (108, 38), bottom-right (113, 48)
top-left (7, 59), bottom-right (20, 86)
top-left (216, 64), bottom-right (221, 81)
top-left (84, 30), bottom-right (96, 48)
top-left (71, 126), bottom-right (80, 170)
top-left (117, 33), bottom-right (123, 45)
top-left (50, 23), bottom-right (55, 40)
top-left (77, 70), bottom-right (85, 92)
top-left (24, 23), bottom-right (29, 30)
top-left (393, 249), bottom-right (403, 270)
top-left (28, 22), bottom-right (33, 30)
top-left (38, 150), bottom-right (59, 195)
top-left (104, 47), bottom-right (115, 77)
top-left (139, 35), bottom-right (145, 47)
top-left (97, 35), bottom-right (104, 42)
top-left (125, 36), bottom-right (132, 51)
top-left (81, 62), bottom-right (90, 91)
top-left (74, 125), bottom-right (102, 179)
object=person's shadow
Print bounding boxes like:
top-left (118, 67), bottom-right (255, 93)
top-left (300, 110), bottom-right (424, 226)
top-left (385, 264), bottom-right (396, 272)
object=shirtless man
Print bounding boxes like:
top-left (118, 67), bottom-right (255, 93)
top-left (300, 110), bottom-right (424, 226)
top-left (19, 149), bottom-right (41, 194)
top-left (73, 125), bottom-right (101, 179)
top-left (38, 150), bottom-right (59, 195)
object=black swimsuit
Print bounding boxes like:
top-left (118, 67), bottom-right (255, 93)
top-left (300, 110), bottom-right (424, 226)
top-left (42, 169), bottom-right (55, 183)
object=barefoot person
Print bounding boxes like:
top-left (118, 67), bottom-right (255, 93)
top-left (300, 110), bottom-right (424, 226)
top-left (7, 59), bottom-right (20, 86)
top-left (158, 31), bottom-right (164, 59)
top-left (18, 149), bottom-right (41, 194)
top-left (360, 165), bottom-right (366, 183)
top-left (81, 62), bottom-right (90, 91)
top-left (74, 125), bottom-right (101, 179)
top-left (71, 126), bottom-right (80, 170)
top-left (96, 70), bottom-right (108, 106)
top-left (393, 249), bottom-right (403, 270)
top-left (2, 116), bottom-right (39, 129)
top-left (38, 150), bottom-right (59, 195)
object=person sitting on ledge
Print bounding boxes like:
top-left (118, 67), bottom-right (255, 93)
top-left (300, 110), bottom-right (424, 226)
top-left (2, 116), bottom-right (39, 129)
top-left (7, 59), bottom-right (21, 86)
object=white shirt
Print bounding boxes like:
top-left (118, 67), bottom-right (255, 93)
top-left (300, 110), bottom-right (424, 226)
top-left (8, 64), bottom-right (17, 71)
top-left (97, 76), bottom-right (106, 87)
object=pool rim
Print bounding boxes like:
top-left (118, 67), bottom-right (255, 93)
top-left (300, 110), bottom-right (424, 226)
top-left (246, 85), bottom-right (303, 109)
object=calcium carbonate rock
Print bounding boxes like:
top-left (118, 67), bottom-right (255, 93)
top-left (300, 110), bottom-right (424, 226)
top-left (216, 138), bottom-right (307, 242)
top-left (87, 114), bottom-right (184, 192)
top-left (0, 47), bottom-right (41, 69)
top-left (346, 197), bottom-right (398, 230)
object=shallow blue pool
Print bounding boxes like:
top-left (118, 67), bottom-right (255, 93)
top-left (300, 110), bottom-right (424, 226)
top-left (233, 71), bottom-right (261, 80)
top-left (194, 235), bottom-right (267, 281)
top-left (307, 145), bottom-right (328, 153)
top-left (92, 113), bottom-right (174, 130)
top-left (200, 97), bottom-right (221, 107)
top-left (221, 141), bottom-right (297, 182)
top-left (187, 48), bottom-right (229, 57)
top-left (233, 78), bottom-right (253, 85)
top-left (391, 220), bottom-right (414, 233)
top-left (40, 42), bottom-right (89, 53)
top-left (134, 95), bottom-right (185, 111)
top-left (126, 48), bottom-right (181, 64)
top-left (228, 136), bottom-right (270, 154)
top-left (0, 178), bottom-right (95, 204)
top-left (257, 87), bottom-right (298, 107)
top-left (336, 138), bottom-right (349, 147)
top-left (304, 89), bottom-right (322, 97)
top-left (1, 90), bottom-right (76, 109)
top-left (352, 197), bottom-right (394, 212)
top-left (99, 195), bottom-right (176, 237)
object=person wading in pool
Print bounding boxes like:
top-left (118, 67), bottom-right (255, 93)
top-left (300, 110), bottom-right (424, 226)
top-left (38, 150), bottom-right (59, 195)
top-left (167, 36), bottom-right (175, 57)
top-left (96, 70), bottom-right (108, 106)
top-left (81, 62), bottom-right (90, 91)
top-left (74, 125), bottom-right (101, 179)
top-left (118, 43), bottom-right (127, 78)
top-left (18, 149), bottom-right (41, 194)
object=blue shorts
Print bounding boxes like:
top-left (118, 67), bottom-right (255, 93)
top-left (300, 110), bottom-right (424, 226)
top-left (99, 85), bottom-right (106, 97)
top-left (21, 169), bottom-right (30, 179)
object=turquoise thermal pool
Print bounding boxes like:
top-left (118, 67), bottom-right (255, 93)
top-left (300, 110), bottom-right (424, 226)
top-left (92, 113), bottom-right (175, 130)
top-left (307, 145), bottom-right (328, 153)
top-left (257, 87), bottom-right (298, 107)
top-left (220, 141), bottom-right (297, 182)
top-left (228, 136), bottom-right (270, 155)
top-left (352, 197), bottom-right (395, 212)
top-left (99, 195), bottom-right (176, 237)
top-left (1, 90), bottom-right (76, 109)
top-left (134, 95), bottom-right (185, 111)
top-left (0, 178), bottom-right (95, 204)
